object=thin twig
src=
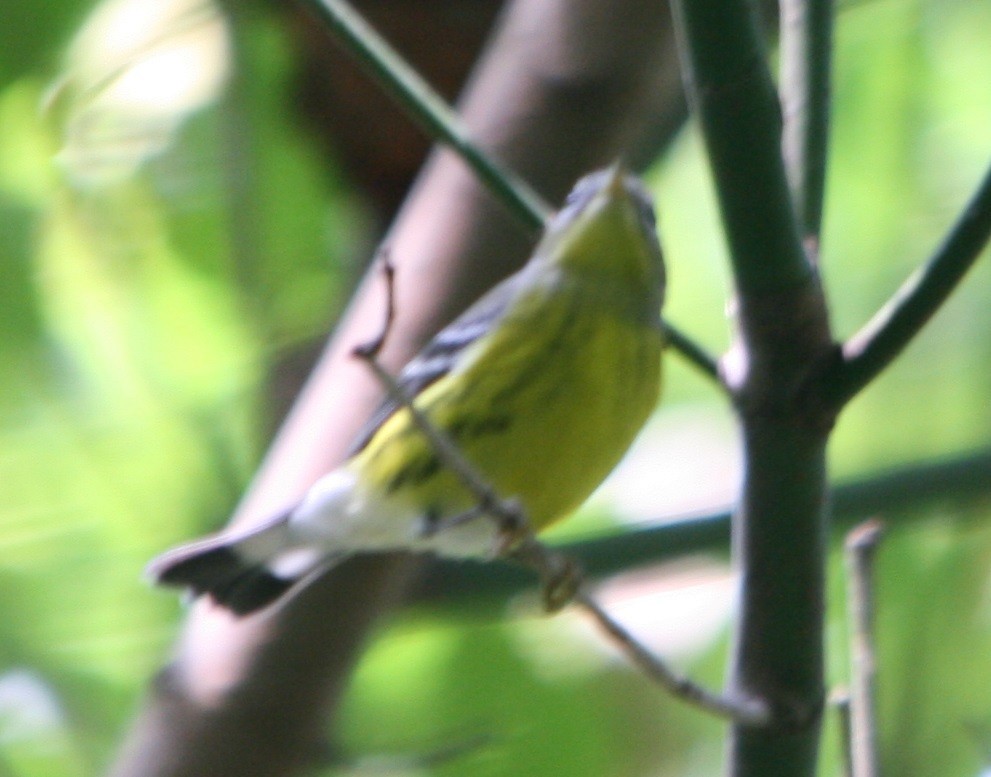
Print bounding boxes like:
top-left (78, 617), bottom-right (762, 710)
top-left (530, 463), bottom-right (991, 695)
top-left (575, 590), bottom-right (770, 725)
top-left (844, 519), bottom-right (885, 777)
top-left (663, 322), bottom-right (724, 387)
top-left (780, 0), bottom-right (833, 246)
top-left (831, 688), bottom-right (854, 777)
top-left (507, 535), bottom-right (769, 724)
top-left (354, 261), bottom-right (767, 725)
top-left (355, 250), bottom-right (396, 357)
top-left (305, 0), bottom-right (549, 230)
top-left (823, 160), bottom-right (991, 408)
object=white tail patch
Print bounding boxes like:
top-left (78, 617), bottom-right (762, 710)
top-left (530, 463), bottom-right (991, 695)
top-left (268, 546), bottom-right (324, 579)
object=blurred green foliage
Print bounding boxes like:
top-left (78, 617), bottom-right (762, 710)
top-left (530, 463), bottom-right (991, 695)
top-left (0, 0), bottom-right (989, 775)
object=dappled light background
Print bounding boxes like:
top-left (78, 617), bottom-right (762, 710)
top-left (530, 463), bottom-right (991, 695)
top-left (1, 0), bottom-right (990, 775)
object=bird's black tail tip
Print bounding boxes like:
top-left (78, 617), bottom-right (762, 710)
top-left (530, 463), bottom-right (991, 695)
top-left (147, 538), bottom-right (298, 616)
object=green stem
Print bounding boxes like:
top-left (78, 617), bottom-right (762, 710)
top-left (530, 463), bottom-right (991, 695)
top-left (823, 160), bottom-right (991, 408)
top-left (664, 322), bottom-right (723, 386)
top-left (417, 444), bottom-right (991, 606)
top-left (780, 0), bottom-right (833, 243)
top-left (669, 0), bottom-right (810, 292)
top-left (305, 0), bottom-right (550, 229)
top-left (671, 2), bottom-right (834, 773)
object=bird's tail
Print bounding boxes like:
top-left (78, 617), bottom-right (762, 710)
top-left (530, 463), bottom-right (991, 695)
top-left (147, 509), bottom-right (334, 616)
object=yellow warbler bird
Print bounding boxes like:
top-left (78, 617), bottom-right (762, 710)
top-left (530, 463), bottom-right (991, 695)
top-left (149, 165), bottom-right (666, 614)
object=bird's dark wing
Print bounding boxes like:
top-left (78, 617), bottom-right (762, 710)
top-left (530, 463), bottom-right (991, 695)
top-left (347, 269), bottom-right (528, 456)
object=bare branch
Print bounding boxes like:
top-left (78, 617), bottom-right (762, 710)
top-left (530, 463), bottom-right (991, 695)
top-left (574, 590), bottom-right (770, 725)
top-left (844, 519), bottom-right (885, 777)
top-left (822, 160), bottom-right (991, 408)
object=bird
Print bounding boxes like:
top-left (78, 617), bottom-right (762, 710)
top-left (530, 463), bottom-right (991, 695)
top-left (148, 164), bottom-right (666, 615)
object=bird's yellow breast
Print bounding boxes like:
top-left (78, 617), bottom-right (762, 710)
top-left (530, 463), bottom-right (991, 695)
top-left (351, 276), bottom-right (663, 542)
